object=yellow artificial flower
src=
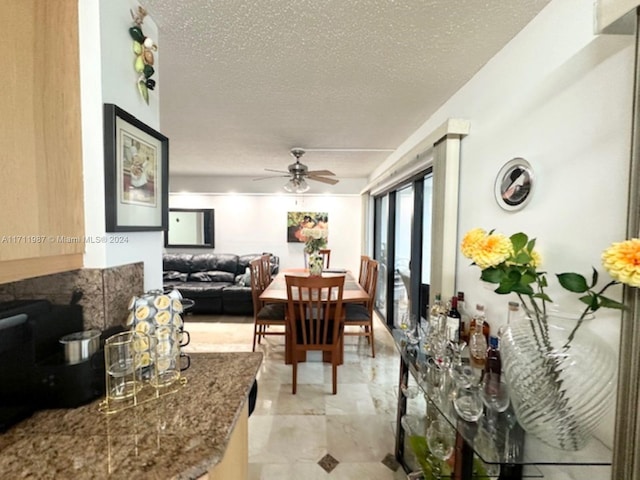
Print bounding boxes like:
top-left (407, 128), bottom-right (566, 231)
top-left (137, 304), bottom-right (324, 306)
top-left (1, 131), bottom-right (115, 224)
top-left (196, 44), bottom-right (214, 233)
top-left (471, 231), bottom-right (512, 269)
top-left (530, 249), bottom-right (543, 268)
top-left (602, 238), bottom-right (640, 288)
top-left (461, 228), bottom-right (486, 259)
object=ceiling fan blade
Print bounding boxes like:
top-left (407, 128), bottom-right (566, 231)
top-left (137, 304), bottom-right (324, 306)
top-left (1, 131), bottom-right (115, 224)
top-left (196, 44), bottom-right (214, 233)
top-left (306, 169), bottom-right (336, 177)
top-left (252, 174), bottom-right (290, 181)
top-left (264, 168), bottom-right (291, 174)
top-left (308, 175), bottom-right (339, 185)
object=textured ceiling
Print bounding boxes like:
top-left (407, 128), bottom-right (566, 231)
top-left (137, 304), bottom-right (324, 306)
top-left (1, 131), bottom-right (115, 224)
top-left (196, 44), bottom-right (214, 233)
top-left (142, 0), bottom-right (551, 181)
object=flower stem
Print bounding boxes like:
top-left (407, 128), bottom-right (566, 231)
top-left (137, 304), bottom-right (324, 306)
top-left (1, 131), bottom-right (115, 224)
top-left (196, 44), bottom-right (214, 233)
top-left (563, 280), bottom-right (619, 348)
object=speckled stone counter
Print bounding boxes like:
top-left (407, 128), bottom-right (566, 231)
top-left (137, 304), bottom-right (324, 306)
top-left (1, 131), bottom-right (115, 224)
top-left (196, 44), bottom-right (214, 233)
top-left (0, 352), bottom-right (263, 480)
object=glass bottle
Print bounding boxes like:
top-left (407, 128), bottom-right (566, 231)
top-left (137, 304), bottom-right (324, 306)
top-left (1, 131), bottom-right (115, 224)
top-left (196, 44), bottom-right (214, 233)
top-left (445, 296), bottom-right (461, 343)
top-left (484, 336), bottom-right (502, 395)
top-left (468, 329), bottom-right (488, 378)
top-left (499, 301), bottom-right (522, 338)
top-left (469, 303), bottom-right (490, 342)
top-left (457, 291), bottom-right (471, 344)
top-left (429, 293), bottom-right (445, 336)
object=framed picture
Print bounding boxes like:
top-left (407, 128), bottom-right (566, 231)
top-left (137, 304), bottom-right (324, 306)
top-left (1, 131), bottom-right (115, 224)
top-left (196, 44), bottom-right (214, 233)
top-left (494, 157), bottom-right (534, 212)
top-left (287, 211), bottom-right (328, 242)
top-left (103, 103), bottom-right (169, 231)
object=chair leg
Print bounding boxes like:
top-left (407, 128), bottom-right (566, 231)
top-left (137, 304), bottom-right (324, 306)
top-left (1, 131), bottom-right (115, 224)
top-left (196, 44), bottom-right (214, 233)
top-left (252, 323), bottom-right (258, 352)
top-left (332, 362), bottom-right (337, 395)
top-left (370, 323), bottom-right (375, 358)
top-left (292, 358), bottom-right (298, 395)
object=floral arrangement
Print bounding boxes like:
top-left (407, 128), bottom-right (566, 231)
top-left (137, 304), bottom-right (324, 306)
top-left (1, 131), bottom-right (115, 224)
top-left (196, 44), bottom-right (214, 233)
top-left (460, 228), bottom-right (638, 345)
top-left (301, 227), bottom-right (328, 253)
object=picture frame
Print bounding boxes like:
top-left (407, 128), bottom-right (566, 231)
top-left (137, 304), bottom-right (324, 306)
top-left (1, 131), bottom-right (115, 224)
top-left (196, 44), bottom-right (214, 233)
top-left (103, 103), bottom-right (169, 231)
top-left (494, 157), bottom-right (534, 212)
top-left (286, 211), bottom-right (328, 242)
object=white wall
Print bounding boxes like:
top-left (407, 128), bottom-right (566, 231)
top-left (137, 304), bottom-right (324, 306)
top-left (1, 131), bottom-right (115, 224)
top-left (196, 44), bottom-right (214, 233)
top-left (167, 193), bottom-right (362, 274)
top-left (79, 0), bottom-right (164, 290)
top-left (374, 0), bottom-right (633, 461)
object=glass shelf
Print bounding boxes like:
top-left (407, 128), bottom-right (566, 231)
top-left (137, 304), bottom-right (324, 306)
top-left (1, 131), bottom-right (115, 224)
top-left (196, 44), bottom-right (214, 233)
top-left (393, 329), bottom-right (612, 478)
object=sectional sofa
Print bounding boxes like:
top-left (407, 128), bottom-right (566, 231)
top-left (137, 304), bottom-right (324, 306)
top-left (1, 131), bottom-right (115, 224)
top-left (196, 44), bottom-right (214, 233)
top-left (162, 253), bottom-right (279, 315)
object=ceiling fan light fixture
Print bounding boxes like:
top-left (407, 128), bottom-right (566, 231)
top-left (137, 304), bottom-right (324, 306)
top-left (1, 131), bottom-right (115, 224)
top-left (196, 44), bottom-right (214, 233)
top-left (284, 177), bottom-right (310, 193)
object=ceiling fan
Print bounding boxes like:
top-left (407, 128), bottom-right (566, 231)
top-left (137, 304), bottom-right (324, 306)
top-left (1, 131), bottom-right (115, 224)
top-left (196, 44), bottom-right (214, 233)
top-left (253, 148), bottom-right (339, 193)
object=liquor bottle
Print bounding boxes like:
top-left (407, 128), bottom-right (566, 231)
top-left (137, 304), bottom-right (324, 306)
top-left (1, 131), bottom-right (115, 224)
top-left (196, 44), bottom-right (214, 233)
top-left (445, 296), bottom-right (461, 343)
top-left (469, 304), bottom-right (491, 343)
top-left (484, 336), bottom-right (502, 395)
top-left (457, 291), bottom-right (471, 344)
top-left (468, 328), bottom-right (488, 374)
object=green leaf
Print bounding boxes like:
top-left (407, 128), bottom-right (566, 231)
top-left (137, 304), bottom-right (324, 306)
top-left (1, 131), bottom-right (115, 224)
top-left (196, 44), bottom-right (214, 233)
top-left (598, 296), bottom-right (626, 310)
top-left (579, 293), bottom-right (599, 310)
top-left (514, 252), bottom-right (531, 264)
top-left (590, 268), bottom-right (599, 288)
top-left (511, 233), bottom-right (528, 252)
top-left (527, 238), bottom-right (537, 252)
top-left (521, 272), bottom-right (537, 285)
top-left (557, 273), bottom-right (589, 293)
top-left (533, 292), bottom-right (553, 303)
top-left (481, 268), bottom-right (503, 284)
top-left (512, 282), bottom-right (534, 295)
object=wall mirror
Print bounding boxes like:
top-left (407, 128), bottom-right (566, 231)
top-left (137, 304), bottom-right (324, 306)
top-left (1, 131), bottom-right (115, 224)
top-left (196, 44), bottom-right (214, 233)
top-left (165, 208), bottom-right (215, 248)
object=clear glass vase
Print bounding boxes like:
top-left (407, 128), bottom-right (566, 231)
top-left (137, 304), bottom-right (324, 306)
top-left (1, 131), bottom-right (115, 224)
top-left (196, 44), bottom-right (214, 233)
top-left (501, 309), bottom-right (617, 450)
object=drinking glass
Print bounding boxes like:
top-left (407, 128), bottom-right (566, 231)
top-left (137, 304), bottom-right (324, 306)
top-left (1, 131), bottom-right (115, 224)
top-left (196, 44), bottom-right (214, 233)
top-left (426, 420), bottom-right (455, 479)
top-left (481, 375), bottom-right (510, 413)
top-left (453, 385), bottom-right (484, 422)
top-left (104, 331), bottom-right (143, 409)
top-left (424, 357), bottom-right (445, 401)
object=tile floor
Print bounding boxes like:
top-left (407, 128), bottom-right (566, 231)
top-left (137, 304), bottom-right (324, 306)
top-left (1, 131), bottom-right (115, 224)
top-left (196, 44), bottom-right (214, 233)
top-left (183, 314), bottom-right (409, 480)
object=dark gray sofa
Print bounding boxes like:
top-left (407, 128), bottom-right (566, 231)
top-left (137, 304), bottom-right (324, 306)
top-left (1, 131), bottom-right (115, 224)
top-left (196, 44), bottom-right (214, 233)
top-left (162, 253), bottom-right (279, 315)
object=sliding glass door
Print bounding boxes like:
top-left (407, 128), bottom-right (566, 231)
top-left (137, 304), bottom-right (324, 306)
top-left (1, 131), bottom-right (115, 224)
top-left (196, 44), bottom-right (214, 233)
top-left (373, 171), bottom-right (432, 329)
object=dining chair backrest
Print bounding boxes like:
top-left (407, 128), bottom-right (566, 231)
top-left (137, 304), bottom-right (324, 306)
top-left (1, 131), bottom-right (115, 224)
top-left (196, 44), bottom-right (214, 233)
top-left (364, 259), bottom-right (379, 312)
top-left (318, 249), bottom-right (331, 269)
top-left (259, 254), bottom-right (272, 288)
top-left (249, 258), bottom-right (264, 316)
top-left (285, 274), bottom-right (345, 348)
top-left (358, 255), bottom-right (370, 287)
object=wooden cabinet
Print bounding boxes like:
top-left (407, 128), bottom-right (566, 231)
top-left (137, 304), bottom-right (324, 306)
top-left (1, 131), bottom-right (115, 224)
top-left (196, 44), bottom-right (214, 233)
top-left (206, 404), bottom-right (249, 480)
top-left (0, 0), bottom-right (84, 284)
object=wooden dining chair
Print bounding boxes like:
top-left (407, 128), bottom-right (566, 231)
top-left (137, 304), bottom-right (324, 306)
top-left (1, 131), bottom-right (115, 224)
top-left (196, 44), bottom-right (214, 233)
top-left (344, 259), bottom-right (379, 357)
top-left (318, 249), bottom-right (331, 268)
top-left (250, 258), bottom-right (286, 351)
top-left (285, 274), bottom-right (345, 394)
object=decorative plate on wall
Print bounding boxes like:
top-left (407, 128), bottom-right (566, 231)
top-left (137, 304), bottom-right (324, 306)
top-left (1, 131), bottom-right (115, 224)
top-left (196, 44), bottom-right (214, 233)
top-left (494, 157), bottom-right (534, 211)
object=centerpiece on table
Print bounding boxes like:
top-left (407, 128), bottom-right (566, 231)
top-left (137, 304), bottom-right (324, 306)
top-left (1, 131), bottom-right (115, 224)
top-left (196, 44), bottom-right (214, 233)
top-left (302, 226), bottom-right (328, 276)
top-left (461, 228), bottom-right (639, 450)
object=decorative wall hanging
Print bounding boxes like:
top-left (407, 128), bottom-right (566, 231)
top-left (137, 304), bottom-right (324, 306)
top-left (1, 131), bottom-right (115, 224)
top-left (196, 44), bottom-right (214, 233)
top-left (130, 6), bottom-right (157, 104)
top-left (103, 103), bottom-right (169, 232)
top-left (494, 157), bottom-right (534, 211)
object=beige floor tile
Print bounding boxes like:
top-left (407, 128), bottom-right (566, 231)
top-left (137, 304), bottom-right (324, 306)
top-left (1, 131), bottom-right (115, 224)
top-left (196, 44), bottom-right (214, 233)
top-left (249, 414), bottom-right (327, 464)
top-left (325, 383), bottom-right (377, 415)
top-left (330, 462), bottom-right (407, 480)
top-left (249, 462), bottom-right (329, 480)
top-left (326, 414), bottom-right (396, 463)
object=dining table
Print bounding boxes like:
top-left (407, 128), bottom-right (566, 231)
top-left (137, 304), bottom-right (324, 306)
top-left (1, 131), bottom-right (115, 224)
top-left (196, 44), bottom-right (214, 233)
top-left (259, 268), bottom-right (369, 364)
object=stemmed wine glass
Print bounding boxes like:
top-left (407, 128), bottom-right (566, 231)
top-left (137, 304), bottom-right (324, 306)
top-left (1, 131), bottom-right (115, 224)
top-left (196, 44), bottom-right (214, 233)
top-left (426, 420), bottom-right (455, 479)
top-left (480, 375), bottom-right (511, 429)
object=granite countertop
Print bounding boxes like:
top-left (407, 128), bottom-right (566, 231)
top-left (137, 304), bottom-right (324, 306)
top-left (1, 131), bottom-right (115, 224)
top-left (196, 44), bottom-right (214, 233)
top-left (0, 352), bottom-right (263, 480)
